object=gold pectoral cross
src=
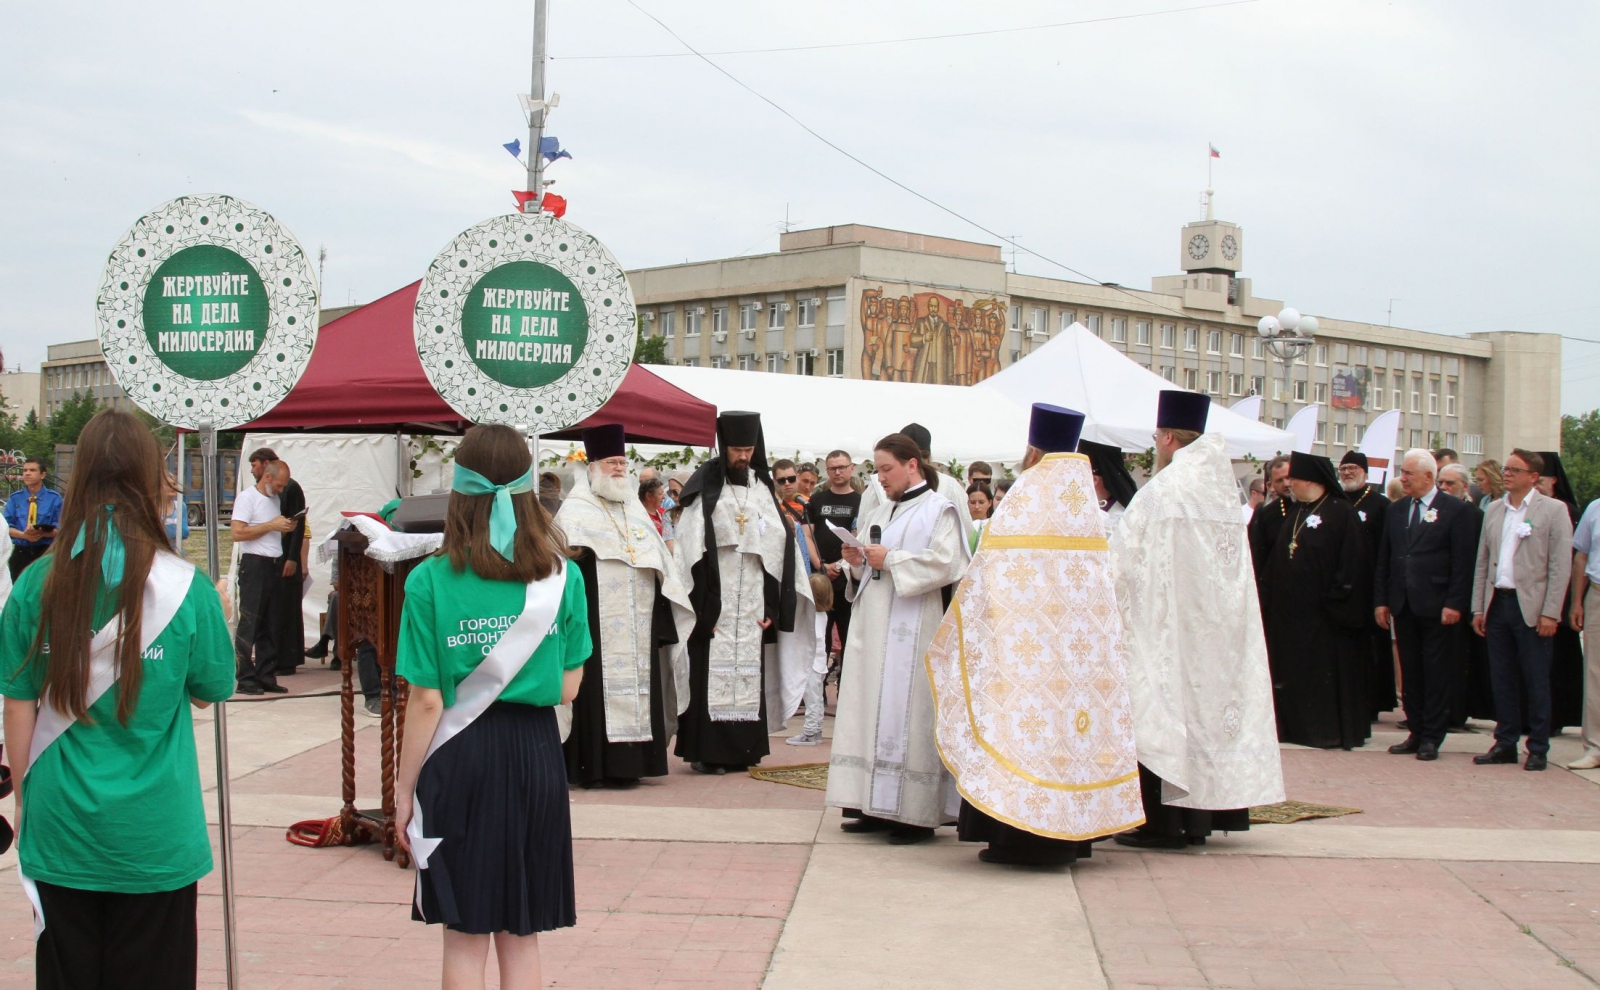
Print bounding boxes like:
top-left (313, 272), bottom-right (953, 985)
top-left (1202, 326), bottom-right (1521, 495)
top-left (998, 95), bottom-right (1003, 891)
top-left (1287, 538), bottom-right (1298, 559)
top-left (735, 510), bottom-right (749, 534)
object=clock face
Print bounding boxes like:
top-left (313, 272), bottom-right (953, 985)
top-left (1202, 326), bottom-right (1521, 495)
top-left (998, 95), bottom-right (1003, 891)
top-left (1221, 234), bottom-right (1238, 261)
top-left (1187, 233), bottom-right (1210, 261)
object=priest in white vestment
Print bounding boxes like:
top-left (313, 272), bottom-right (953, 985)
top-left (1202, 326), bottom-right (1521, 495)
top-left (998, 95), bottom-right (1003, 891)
top-left (673, 412), bottom-right (797, 774)
top-left (556, 425), bottom-right (695, 787)
top-left (825, 432), bottom-right (969, 843)
top-left (857, 422), bottom-right (974, 545)
top-left (1110, 391), bottom-right (1285, 849)
top-left (927, 404), bottom-right (1144, 865)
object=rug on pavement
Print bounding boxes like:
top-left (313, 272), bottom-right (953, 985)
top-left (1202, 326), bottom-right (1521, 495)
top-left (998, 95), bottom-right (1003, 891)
top-left (749, 763), bottom-right (829, 790)
top-left (1249, 801), bottom-right (1363, 824)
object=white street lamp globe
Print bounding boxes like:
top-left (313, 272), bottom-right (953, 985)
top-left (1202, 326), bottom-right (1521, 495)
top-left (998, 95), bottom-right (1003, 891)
top-left (1258, 315), bottom-right (1281, 338)
top-left (1297, 315), bottom-right (1319, 338)
top-left (1277, 307), bottom-right (1301, 333)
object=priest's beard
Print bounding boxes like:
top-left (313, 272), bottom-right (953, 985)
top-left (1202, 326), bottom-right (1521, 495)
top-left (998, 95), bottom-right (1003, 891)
top-left (589, 468), bottom-right (635, 504)
top-left (724, 464), bottom-right (751, 486)
top-left (1340, 478), bottom-right (1365, 493)
top-left (1154, 447), bottom-right (1173, 472)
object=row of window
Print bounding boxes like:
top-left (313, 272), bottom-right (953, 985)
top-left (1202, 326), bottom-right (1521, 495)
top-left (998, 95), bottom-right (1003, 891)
top-left (644, 294), bottom-right (843, 339)
top-left (679, 348), bottom-right (848, 377)
top-left (44, 362), bottom-right (120, 393)
top-left (1135, 364), bottom-right (1464, 419)
top-left (1259, 420), bottom-right (1474, 453)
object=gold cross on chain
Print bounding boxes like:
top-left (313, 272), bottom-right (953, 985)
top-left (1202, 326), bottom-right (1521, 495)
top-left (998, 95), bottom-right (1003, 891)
top-left (734, 510), bottom-right (749, 534)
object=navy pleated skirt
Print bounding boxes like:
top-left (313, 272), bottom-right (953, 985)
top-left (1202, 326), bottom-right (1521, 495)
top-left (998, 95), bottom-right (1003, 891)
top-left (412, 702), bottom-right (576, 935)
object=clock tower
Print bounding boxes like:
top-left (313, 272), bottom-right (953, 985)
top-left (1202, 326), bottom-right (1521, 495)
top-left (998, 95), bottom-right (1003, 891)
top-left (1180, 217), bottom-right (1243, 275)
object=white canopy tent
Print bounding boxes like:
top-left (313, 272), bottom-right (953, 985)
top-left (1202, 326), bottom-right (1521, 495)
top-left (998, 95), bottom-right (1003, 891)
top-left (647, 364), bottom-right (1032, 465)
top-left (977, 323), bottom-right (1296, 460)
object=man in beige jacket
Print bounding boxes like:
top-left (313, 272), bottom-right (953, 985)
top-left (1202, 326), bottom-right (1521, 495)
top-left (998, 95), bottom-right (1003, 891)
top-left (1470, 449), bottom-right (1574, 771)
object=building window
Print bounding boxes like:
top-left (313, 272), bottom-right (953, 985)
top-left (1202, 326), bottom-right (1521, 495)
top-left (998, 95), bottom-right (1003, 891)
top-left (1314, 422), bottom-right (1326, 445)
top-left (660, 311), bottom-right (676, 337)
top-left (1252, 337), bottom-right (1264, 359)
top-left (1391, 352), bottom-right (1405, 372)
top-left (1228, 373), bottom-right (1244, 396)
top-left (1184, 326), bottom-right (1199, 351)
top-left (1355, 345), bottom-right (1367, 364)
top-left (768, 303), bottom-right (785, 330)
top-left (766, 353), bottom-right (782, 373)
top-left (1206, 329), bottom-right (1222, 354)
top-left (1464, 434), bottom-right (1484, 455)
top-left (1205, 370), bottom-right (1222, 394)
top-left (1086, 314), bottom-right (1102, 337)
top-left (1161, 366), bottom-right (1176, 383)
top-left (795, 351), bottom-right (816, 375)
top-left (1409, 429), bottom-right (1423, 448)
top-left (1313, 382), bottom-right (1328, 403)
top-left (683, 357), bottom-right (699, 368)
top-left (1136, 321), bottom-right (1151, 346)
top-left (712, 306), bottom-right (728, 336)
top-left (1373, 348), bottom-right (1387, 367)
top-left (798, 297), bottom-right (818, 327)
top-left (1356, 425), bottom-right (1366, 444)
top-left (1410, 383), bottom-right (1421, 413)
top-left (737, 354), bottom-right (757, 371)
top-left (1315, 344), bottom-right (1328, 366)
top-left (1250, 374), bottom-right (1265, 396)
top-left (1032, 307), bottom-right (1049, 335)
top-left (1111, 318), bottom-right (1127, 343)
top-left (1293, 380), bottom-right (1307, 402)
top-left (1427, 384), bottom-right (1439, 415)
top-left (1058, 310), bottom-right (1076, 332)
top-left (827, 293), bottom-right (847, 328)
top-left (1334, 423), bottom-right (1347, 445)
top-left (711, 355), bottom-right (728, 369)
top-left (1445, 431), bottom-right (1458, 448)
top-left (1011, 307), bottom-right (1022, 331)
top-left (685, 309), bottom-right (702, 336)
top-left (1183, 368), bottom-right (1200, 390)
top-left (826, 349), bottom-right (845, 377)
top-left (1229, 333), bottom-right (1244, 357)
top-left (1160, 324), bottom-right (1176, 349)
top-left (1272, 417), bottom-right (1285, 430)
top-left (1446, 381), bottom-right (1458, 417)
top-left (739, 303), bottom-right (759, 332)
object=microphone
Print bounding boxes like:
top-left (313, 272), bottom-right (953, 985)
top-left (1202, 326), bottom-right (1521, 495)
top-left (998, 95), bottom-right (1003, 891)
top-left (869, 525), bottom-right (882, 579)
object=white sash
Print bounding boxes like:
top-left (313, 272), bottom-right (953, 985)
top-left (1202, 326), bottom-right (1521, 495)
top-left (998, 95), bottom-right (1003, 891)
top-left (408, 562), bottom-right (569, 901)
top-left (20, 551), bottom-right (194, 939)
top-left (864, 492), bottom-right (947, 816)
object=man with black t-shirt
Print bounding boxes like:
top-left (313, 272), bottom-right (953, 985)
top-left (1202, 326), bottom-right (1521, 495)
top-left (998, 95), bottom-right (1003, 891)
top-left (806, 449), bottom-right (862, 660)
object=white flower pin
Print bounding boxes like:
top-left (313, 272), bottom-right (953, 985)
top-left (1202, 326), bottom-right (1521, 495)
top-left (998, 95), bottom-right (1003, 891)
top-left (1358, 510), bottom-right (1368, 522)
top-left (1515, 521), bottom-right (1534, 540)
top-left (1422, 508), bottom-right (1439, 524)
top-left (1306, 514), bottom-right (1323, 529)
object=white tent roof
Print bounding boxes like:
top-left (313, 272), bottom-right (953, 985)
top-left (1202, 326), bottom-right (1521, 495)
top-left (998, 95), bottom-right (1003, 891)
top-left (647, 365), bottom-right (1031, 465)
top-left (977, 323), bottom-right (1296, 460)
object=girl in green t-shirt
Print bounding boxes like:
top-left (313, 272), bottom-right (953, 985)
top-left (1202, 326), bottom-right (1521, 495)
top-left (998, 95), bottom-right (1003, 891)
top-left (394, 423), bottom-right (590, 988)
top-left (0, 410), bottom-right (236, 988)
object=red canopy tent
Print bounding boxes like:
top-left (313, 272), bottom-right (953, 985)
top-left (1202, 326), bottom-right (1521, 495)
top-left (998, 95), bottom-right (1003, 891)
top-left (241, 281), bottom-right (716, 445)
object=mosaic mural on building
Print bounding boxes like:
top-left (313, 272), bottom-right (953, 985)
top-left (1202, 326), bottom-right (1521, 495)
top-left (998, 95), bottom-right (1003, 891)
top-left (859, 286), bottom-right (1008, 385)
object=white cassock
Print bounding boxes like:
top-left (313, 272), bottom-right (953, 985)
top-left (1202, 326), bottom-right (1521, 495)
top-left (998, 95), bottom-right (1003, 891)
top-left (858, 472), bottom-right (974, 545)
top-left (926, 452), bottom-right (1144, 840)
top-left (826, 484), bottom-right (969, 827)
top-left (766, 522), bottom-right (817, 732)
top-left (1109, 433), bottom-right (1285, 811)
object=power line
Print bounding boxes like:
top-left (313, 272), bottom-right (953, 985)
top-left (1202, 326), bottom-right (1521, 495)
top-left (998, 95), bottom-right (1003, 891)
top-left (621, 0), bottom-right (1200, 322)
top-left (560, 0), bottom-right (1265, 60)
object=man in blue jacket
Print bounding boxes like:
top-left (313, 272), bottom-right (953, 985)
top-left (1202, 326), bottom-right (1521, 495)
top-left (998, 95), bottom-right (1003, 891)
top-left (4, 458), bottom-right (62, 580)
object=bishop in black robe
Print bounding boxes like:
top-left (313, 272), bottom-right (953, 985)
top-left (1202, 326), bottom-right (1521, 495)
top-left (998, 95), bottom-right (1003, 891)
top-left (1337, 451), bottom-right (1395, 719)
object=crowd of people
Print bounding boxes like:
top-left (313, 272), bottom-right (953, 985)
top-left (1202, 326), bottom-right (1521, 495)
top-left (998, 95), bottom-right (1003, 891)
top-left (2, 403), bottom-right (1596, 988)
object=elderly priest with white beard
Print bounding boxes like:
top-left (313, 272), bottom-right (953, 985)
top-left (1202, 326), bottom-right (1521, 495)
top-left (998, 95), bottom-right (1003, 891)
top-left (1110, 391), bottom-right (1285, 849)
top-left (673, 411), bottom-right (797, 775)
top-left (557, 425), bottom-right (695, 788)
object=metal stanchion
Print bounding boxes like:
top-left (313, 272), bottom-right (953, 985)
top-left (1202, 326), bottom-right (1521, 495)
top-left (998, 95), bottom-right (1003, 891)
top-left (200, 423), bottom-right (241, 989)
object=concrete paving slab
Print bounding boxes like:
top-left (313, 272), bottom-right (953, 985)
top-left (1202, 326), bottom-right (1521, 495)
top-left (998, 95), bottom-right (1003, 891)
top-left (763, 842), bottom-right (1107, 990)
top-left (1099, 823), bottom-right (1600, 863)
top-left (571, 805), bottom-right (824, 845)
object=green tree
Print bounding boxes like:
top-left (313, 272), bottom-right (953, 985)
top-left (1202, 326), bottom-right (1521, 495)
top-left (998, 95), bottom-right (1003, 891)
top-left (48, 392), bottom-right (100, 450)
top-left (18, 409), bottom-right (51, 473)
top-left (634, 326), bottom-right (668, 365)
top-left (1561, 411), bottom-right (1600, 507)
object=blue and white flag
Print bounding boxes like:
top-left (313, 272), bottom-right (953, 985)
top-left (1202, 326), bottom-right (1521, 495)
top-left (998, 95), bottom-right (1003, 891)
top-left (540, 136), bottom-right (573, 162)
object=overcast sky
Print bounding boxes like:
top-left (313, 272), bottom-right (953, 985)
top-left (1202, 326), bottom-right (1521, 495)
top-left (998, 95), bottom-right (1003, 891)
top-left (2, 0), bottom-right (1595, 412)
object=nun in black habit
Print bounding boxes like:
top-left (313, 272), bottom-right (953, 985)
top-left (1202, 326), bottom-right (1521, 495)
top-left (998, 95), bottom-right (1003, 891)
top-left (1078, 439), bottom-right (1137, 531)
top-left (673, 411), bottom-right (798, 773)
top-left (1262, 452), bottom-right (1373, 750)
top-left (1538, 451), bottom-right (1584, 731)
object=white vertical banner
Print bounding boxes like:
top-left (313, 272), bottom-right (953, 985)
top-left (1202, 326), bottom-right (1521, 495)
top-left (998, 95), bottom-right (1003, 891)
top-left (1229, 395), bottom-right (1263, 422)
top-left (1285, 404), bottom-right (1321, 454)
top-left (1359, 409), bottom-right (1403, 487)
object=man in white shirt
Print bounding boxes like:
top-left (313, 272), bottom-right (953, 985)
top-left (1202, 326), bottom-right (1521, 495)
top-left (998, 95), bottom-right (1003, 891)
top-left (231, 462), bottom-right (296, 695)
top-left (1470, 449), bottom-right (1574, 771)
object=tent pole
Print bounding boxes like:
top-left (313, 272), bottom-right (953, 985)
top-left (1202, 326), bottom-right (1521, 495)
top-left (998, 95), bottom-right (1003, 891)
top-left (200, 422), bottom-right (240, 990)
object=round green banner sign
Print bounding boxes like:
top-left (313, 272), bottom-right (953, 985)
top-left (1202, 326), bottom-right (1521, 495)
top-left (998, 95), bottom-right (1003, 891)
top-left (459, 260), bottom-right (589, 388)
top-left (96, 195), bottom-right (319, 430)
top-left (414, 211), bottom-right (635, 431)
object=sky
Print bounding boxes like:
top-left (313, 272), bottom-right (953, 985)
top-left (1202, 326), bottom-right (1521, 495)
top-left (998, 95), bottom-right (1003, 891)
top-left (2, 0), bottom-right (1596, 412)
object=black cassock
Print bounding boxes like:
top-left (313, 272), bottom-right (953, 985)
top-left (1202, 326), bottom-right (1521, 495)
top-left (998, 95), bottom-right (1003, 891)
top-left (1263, 494), bottom-right (1373, 749)
top-left (1343, 483), bottom-right (1395, 719)
top-left (1248, 496), bottom-right (1291, 587)
top-left (563, 549), bottom-right (677, 786)
top-left (275, 478), bottom-right (307, 673)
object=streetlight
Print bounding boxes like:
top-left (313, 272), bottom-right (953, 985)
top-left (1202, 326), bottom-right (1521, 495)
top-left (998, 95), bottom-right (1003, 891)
top-left (1257, 307), bottom-right (1319, 410)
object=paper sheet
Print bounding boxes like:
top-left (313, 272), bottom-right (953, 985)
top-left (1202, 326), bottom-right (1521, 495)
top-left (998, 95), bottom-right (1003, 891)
top-left (825, 520), bottom-right (865, 549)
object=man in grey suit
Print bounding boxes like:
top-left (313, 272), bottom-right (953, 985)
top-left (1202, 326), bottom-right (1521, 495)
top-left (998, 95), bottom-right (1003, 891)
top-left (1470, 449), bottom-right (1575, 771)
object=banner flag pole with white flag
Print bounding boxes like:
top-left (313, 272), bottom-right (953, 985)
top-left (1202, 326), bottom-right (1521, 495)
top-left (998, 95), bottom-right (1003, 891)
top-left (1229, 395), bottom-right (1263, 422)
top-left (1359, 409), bottom-right (1403, 487)
top-left (1285, 404), bottom-right (1321, 454)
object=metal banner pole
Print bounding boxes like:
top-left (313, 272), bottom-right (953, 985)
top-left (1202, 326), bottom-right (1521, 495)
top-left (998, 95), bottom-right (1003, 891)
top-left (201, 422), bottom-right (240, 989)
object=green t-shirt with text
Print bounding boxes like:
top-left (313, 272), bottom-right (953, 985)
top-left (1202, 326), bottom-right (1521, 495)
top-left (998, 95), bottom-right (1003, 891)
top-left (395, 555), bottom-right (590, 708)
top-left (0, 555), bottom-right (237, 893)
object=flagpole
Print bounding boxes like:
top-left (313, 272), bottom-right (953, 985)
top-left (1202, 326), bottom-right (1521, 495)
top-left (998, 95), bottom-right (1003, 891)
top-left (526, 0), bottom-right (549, 213)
